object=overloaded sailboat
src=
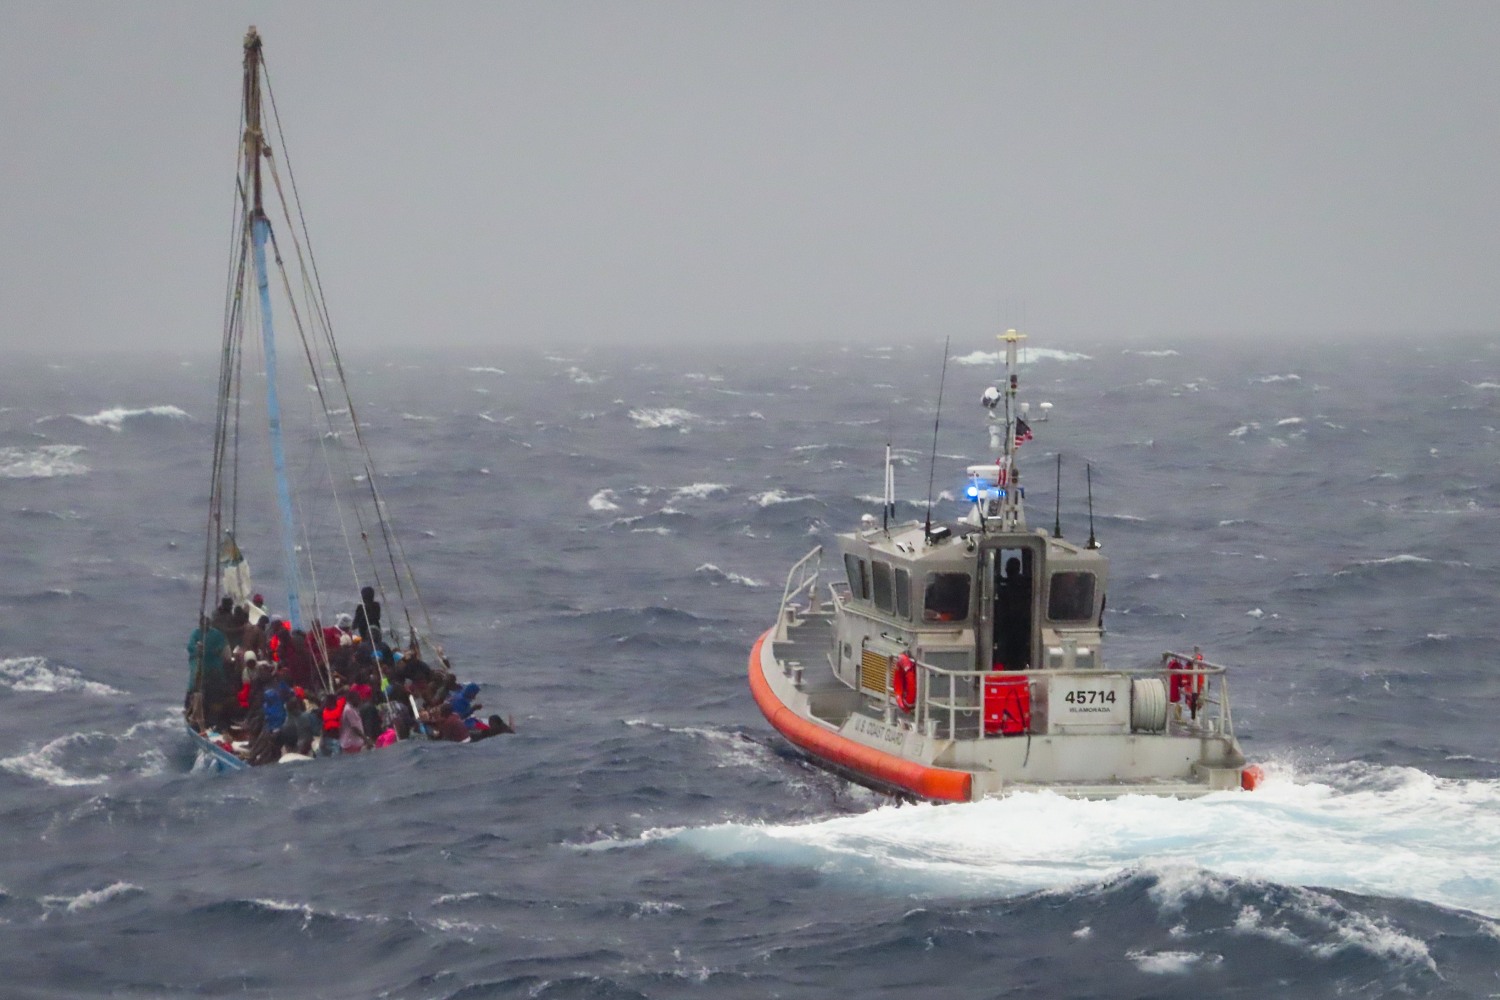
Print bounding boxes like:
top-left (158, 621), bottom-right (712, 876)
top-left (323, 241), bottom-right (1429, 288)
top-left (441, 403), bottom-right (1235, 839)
top-left (750, 331), bottom-right (1260, 800)
top-left (184, 28), bottom-right (502, 769)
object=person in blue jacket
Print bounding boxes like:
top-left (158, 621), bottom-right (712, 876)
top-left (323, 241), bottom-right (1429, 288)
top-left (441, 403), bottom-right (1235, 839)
top-left (449, 683), bottom-right (482, 728)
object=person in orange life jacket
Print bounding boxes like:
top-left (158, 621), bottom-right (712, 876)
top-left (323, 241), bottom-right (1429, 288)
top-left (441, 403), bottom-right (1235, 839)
top-left (320, 692), bottom-right (345, 756)
top-left (266, 619), bottom-right (286, 661)
top-left (351, 585), bottom-right (381, 645)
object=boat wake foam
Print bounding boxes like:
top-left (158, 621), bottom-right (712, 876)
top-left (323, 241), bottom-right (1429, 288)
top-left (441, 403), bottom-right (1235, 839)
top-left (643, 761), bottom-right (1500, 919)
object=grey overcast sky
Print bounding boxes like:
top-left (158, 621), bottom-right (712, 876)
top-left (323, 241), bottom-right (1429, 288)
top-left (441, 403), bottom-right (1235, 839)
top-left (2, 2), bottom-right (1498, 354)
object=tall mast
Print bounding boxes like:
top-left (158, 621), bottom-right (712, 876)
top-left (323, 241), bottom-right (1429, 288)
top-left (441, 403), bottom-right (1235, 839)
top-left (242, 26), bottom-right (303, 629)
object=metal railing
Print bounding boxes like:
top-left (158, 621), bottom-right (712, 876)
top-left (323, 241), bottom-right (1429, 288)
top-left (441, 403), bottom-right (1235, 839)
top-left (776, 545), bottom-right (824, 639)
top-left (904, 652), bottom-right (1234, 742)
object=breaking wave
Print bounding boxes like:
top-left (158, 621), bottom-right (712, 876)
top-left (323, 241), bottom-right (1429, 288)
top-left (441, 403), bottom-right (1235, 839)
top-left (751, 489), bottom-right (815, 508)
top-left (671, 483), bottom-right (728, 500)
top-left (588, 489), bottom-right (622, 512)
top-left (0, 444), bottom-right (88, 479)
top-left (694, 564), bottom-right (765, 588)
top-left (954, 348), bottom-right (1091, 366)
top-left (40, 882), bottom-right (144, 915)
top-left (0, 656), bottom-right (121, 696)
top-left (69, 405), bottom-right (190, 431)
top-left (629, 407), bottom-right (697, 430)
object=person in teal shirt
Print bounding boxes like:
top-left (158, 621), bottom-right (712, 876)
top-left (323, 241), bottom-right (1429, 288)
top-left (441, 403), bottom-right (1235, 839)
top-left (187, 618), bottom-right (231, 729)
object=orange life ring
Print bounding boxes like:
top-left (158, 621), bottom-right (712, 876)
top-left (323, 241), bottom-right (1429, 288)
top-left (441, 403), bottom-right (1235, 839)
top-left (892, 652), bottom-right (917, 713)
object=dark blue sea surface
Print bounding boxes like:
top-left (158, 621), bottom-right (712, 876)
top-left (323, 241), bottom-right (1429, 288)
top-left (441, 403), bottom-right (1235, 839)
top-left (2, 337), bottom-right (1498, 998)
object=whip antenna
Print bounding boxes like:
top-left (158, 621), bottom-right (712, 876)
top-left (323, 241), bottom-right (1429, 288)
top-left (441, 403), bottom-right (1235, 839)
top-left (1053, 453), bottom-right (1063, 538)
top-left (1086, 462), bottom-right (1099, 549)
top-left (923, 337), bottom-right (951, 541)
top-left (882, 442), bottom-right (895, 533)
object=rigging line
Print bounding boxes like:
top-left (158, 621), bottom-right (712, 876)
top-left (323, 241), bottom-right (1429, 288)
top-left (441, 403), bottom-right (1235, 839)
top-left (261, 204), bottom-right (396, 636)
top-left (263, 66), bottom-right (439, 653)
top-left (230, 311), bottom-right (244, 538)
top-left (287, 247), bottom-right (382, 607)
top-left (263, 62), bottom-right (435, 643)
top-left (290, 489), bottom-right (337, 692)
top-left (293, 327), bottom-right (373, 625)
top-left (263, 55), bottom-right (344, 384)
top-left (202, 209), bottom-right (252, 623)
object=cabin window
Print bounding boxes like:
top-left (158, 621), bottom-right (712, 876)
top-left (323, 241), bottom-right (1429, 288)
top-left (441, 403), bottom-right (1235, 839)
top-left (894, 568), bottom-right (911, 619)
top-left (871, 561), bottom-right (895, 613)
top-left (844, 553), bottom-right (870, 601)
top-left (923, 572), bottom-right (971, 622)
top-left (1047, 571), bottom-right (1096, 622)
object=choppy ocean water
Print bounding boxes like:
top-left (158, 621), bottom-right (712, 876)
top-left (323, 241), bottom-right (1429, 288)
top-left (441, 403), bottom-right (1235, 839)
top-left (1, 336), bottom-right (1498, 999)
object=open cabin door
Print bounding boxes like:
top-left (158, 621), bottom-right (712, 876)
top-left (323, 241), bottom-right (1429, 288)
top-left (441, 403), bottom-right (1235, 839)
top-left (979, 544), bottom-right (1036, 671)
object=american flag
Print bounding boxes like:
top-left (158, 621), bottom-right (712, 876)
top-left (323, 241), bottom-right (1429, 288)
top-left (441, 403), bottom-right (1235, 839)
top-left (1014, 417), bottom-right (1033, 446)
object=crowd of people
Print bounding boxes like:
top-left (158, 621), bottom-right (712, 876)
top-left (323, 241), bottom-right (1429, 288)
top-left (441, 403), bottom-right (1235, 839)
top-left (185, 585), bottom-right (510, 765)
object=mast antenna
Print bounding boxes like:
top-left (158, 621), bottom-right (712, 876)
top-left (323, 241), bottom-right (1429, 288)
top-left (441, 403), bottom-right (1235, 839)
top-left (1053, 453), bottom-right (1063, 538)
top-left (923, 337), bottom-right (951, 542)
top-left (883, 443), bottom-right (895, 533)
top-left (1086, 463), bottom-right (1100, 549)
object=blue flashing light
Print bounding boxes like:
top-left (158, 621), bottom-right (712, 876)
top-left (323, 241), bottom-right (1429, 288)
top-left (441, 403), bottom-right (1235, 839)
top-left (966, 483), bottom-right (981, 499)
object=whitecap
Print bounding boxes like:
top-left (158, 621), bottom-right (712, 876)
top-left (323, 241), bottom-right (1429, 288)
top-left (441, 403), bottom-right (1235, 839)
top-left (0, 733), bottom-right (109, 786)
top-left (695, 563), bottom-right (765, 588)
top-left (465, 366), bottom-right (506, 375)
top-left (1252, 374), bottom-right (1301, 384)
top-left (588, 489), bottom-right (621, 512)
top-left (0, 445), bottom-right (88, 479)
top-left (41, 882), bottom-right (143, 915)
top-left (400, 413), bottom-right (435, 422)
top-left (629, 407), bottom-right (697, 430)
top-left (1276, 417), bottom-right (1305, 426)
top-left (751, 489), bottom-right (814, 507)
top-left (1126, 950), bottom-right (1218, 974)
top-left (0, 657), bottom-right (122, 696)
top-left (70, 405), bottom-right (189, 431)
top-left (1123, 349), bottom-right (1181, 358)
top-left (672, 483), bottom-right (728, 500)
top-left (1337, 554), bottom-right (1433, 574)
top-left (954, 348), bottom-right (1091, 366)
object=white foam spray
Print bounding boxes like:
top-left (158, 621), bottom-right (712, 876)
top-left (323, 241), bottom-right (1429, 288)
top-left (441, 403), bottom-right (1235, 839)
top-left (645, 762), bottom-right (1500, 919)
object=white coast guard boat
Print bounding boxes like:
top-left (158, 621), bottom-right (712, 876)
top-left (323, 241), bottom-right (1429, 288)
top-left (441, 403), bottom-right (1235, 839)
top-left (750, 332), bottom-right (1260, 801)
